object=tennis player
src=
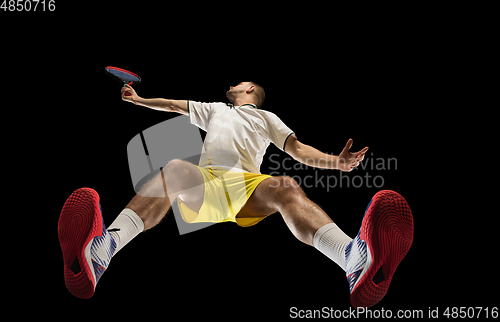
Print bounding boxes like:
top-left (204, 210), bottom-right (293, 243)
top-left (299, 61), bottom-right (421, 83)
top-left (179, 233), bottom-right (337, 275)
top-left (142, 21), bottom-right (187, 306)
top-left (58, 82), bottom-right (413, 307)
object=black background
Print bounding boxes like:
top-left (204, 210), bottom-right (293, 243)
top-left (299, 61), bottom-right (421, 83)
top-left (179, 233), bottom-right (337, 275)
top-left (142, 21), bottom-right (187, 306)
top-left (4, 2), bottom-right (494, 320)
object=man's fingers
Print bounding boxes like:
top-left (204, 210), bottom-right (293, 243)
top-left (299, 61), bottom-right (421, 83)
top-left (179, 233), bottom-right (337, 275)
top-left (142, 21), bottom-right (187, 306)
top-left (340, 140), bottom-right (369, 171)
top-left (351, 147), bottom-right (368, 158)
top-left (357, 147), bottom-right (369, 154)
top-left (122, 84), bottom-right (133, 92)
top-left (343, 138), bottom-right (353, 152)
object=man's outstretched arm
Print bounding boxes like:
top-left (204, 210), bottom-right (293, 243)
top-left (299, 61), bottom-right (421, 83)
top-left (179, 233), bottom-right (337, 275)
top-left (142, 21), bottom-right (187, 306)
top-left (285, 135), bottom-right (368, 172)
top-left (121, 84), bottom-right (188, 115)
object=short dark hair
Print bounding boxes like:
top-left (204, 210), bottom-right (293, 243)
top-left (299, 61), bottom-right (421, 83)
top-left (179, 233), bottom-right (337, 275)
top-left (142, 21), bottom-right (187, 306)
top-left (249, 82), bottom-right (265, 108)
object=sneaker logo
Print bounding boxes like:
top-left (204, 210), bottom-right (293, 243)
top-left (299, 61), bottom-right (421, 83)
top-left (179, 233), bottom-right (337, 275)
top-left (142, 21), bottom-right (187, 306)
top-left (345, 232), bottom-right (368, 293)
top-left (90, 223), bottom-right (116, 283)
top-left (347, 269), bottom-right (363, 293)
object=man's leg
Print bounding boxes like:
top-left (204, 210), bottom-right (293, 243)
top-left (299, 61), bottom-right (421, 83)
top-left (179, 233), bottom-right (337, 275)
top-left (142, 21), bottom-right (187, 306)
top-left (237, 176), bottom-right (414, 308)
top-left (238, 176), bottom-right (335, 245)
top-left (58, 159), bottom-right (205, 298)
top-left (126, 159), bottom-right (204, 230)
top-left (109, 159), bottom-right (204, 253)
top-left (237, 176), bottom-right (352, 269)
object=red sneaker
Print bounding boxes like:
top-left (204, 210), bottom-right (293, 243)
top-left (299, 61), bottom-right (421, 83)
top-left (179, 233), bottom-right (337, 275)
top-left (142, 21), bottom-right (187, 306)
top-left (58, 188), bottom-right (116, 299)
top-left (345, 190), bottom-right (414, 308)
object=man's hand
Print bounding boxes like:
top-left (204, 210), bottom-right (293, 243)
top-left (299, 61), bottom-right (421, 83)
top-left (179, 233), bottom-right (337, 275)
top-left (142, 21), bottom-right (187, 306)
top-left (121, 84), bottom-right (139, 103)
top-left (285, 135), bottom-right (368, 171)
top-left (337, 138), bottom-right (369, 172)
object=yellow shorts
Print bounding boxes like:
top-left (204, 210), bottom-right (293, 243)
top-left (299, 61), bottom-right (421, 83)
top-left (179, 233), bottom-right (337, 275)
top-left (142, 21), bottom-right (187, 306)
top-left (177, 166), bottom-right (271, 227)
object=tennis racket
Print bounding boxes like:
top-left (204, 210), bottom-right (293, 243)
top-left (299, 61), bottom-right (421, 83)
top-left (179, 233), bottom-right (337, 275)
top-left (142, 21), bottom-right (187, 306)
top-left (104, 66), bottom-right (141, 96)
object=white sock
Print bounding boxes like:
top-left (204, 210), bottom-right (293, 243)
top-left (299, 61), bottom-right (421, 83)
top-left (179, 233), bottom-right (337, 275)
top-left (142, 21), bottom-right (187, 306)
top-left (313, 222), bottom-right (353, 271)
top-left (108, 208), bottom-right (144, 255)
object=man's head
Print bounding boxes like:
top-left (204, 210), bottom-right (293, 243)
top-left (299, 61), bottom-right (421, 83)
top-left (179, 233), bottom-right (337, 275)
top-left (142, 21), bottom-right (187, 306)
top-left (226, 81), bottom-right (265, 108)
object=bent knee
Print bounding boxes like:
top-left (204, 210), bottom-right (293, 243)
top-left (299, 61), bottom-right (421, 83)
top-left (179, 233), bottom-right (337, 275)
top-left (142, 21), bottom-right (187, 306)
top-left (163, 159), bottom-right (203, 191)
top-left (164, 159), bottom-right (185, 171)
top-left (163, 159), bottom-right (191, 177)
top-left (269, 176), bottom-right (304, 202)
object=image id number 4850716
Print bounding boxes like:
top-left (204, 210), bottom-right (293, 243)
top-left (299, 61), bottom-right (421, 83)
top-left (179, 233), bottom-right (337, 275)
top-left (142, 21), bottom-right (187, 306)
top-left (1, 0), bottom-right (55, 11)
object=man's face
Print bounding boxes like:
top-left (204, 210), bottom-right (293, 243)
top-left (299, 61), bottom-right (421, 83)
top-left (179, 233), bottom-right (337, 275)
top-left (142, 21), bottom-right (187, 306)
top-left (226, 82), bottom-right (251, 102)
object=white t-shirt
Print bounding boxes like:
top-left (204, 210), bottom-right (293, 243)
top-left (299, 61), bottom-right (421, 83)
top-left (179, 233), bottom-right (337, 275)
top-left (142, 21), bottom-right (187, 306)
top-left (188, 101), bottom-right (294, 174)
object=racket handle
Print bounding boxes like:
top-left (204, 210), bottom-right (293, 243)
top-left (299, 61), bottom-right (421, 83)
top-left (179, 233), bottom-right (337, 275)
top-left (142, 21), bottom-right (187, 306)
top-left (124, 82), bottom-right (133, 96)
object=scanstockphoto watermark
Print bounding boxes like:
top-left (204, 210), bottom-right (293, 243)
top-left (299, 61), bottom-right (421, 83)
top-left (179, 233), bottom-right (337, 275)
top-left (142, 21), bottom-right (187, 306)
top-left (267, 152), bottom-right (397, 191)
top-left (289, 306), bottom-right (499, 319)
top-left (289, 306), bottom-right (425, 319)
